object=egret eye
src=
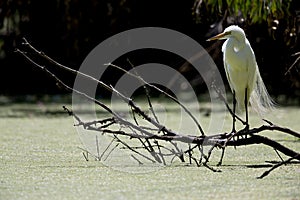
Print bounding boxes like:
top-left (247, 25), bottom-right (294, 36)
top-left (225, 31), bottom-right (231, 36)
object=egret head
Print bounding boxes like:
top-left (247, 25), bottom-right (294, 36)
top-left (207, 25), bottom-right (246, 42)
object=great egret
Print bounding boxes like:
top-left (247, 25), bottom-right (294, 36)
top-left (207, 25), bottom-right (274, 132)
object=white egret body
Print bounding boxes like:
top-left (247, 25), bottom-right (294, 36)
top-left (208, 25), bottom-right (274, 130)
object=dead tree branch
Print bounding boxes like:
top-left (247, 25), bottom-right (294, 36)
top-left (16, 39), bottom-right (300, 178)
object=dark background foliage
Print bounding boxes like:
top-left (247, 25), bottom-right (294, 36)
top-left (0, 0), bottom-right (299, 104)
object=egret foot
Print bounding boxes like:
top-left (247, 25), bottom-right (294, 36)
top-left (231, 128), bottom-right (237, 134)
top-left (241, 124), bottom-right (250, 138)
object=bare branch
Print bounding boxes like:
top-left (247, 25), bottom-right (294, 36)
top-left (17, 39), bottom-right (300, 177)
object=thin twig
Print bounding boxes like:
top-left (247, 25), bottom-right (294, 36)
top-left (96, 135), bottom-right (100, 160)
top-left (285, 52), bottom-right (300, 75)
top-left (113, 135), bottom-right (157, 163)
top-left (257, 154), bottom-right (300, 179)
top-left (103, 143), bottom-right (120, 162)
top-left (217, 147), bottom-right (225, 166)
top-left (127, 59), bottom-right (161, 125)
top-left (99, 137), bottom-right (116, 161)
top-left (131, 155), bottom-right (144, 165)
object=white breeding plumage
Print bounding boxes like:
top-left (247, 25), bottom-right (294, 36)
top-left (207, 25), bottom-right (274, 131)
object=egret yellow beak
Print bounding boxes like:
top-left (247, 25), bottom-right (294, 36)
top-left (206, 31), bottom-right (231, 41)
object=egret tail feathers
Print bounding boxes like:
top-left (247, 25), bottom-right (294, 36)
top-left (250, 75), bottom-right (275, 116)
